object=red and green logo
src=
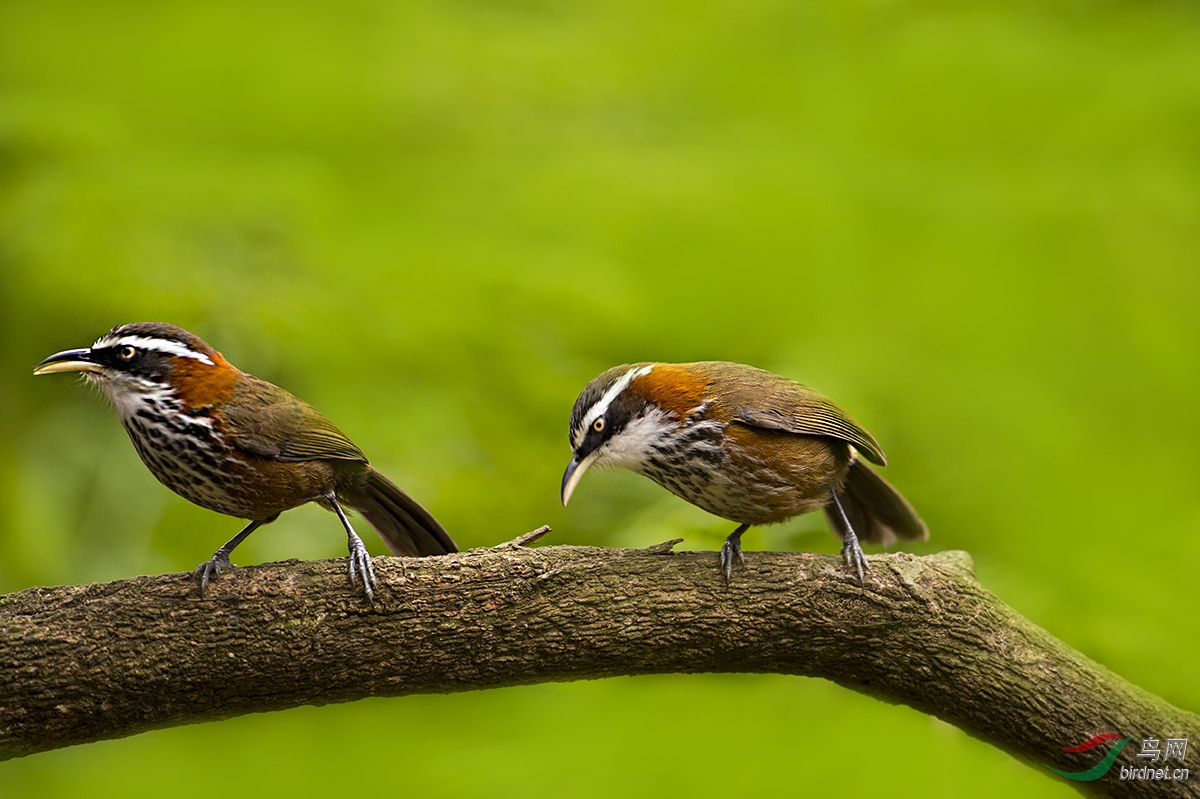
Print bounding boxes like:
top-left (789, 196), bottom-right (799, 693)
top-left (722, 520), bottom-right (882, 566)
top-left (1046, 733), bottom-right (1133, 781)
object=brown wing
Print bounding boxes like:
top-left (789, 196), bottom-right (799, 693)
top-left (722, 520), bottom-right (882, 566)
top-left (698, 362), bottom-right (888, 466)
top-left (222, 374), bottom-right (367, 463)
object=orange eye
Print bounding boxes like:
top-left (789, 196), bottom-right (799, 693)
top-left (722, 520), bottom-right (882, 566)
top-left (592, 418), bottom-right (605, 433)
top-left (118, 346), bottom-right (137, 361)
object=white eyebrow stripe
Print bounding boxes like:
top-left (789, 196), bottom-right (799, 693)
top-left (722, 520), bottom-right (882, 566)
top-left (579, 364), bottom-right (655, 436)
top-left (93, 335), bottom-right (215, 365)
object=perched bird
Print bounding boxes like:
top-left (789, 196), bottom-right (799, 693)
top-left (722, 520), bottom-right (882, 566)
top-left (561, 361), bottom-right (927, 582)
top-left (34, 322), bottom-right (455, 600)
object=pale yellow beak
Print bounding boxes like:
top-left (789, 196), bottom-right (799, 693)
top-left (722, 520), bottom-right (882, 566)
top-left (34, 348), bottom-right (101, 376)
top-left (560, 449), bottom-right (601, 506)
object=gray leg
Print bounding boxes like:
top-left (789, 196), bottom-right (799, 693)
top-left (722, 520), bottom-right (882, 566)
top-left (195, 516), bottom-right (275, 596)
top-left (719, 523), bottom-right (752, 584)
top-left (828, 490), bottom-right (868, 585)
top-left (326, 491), bottom-right (378, 602)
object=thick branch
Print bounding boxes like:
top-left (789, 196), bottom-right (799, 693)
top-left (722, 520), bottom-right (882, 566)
top-left (1, 529), bottom-right (1195, 798)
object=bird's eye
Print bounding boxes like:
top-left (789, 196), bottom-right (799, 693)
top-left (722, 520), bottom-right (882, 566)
top-left (118, 346), bottom-right (138, 361)
top-left (592, 418), bottom-right (605, 433)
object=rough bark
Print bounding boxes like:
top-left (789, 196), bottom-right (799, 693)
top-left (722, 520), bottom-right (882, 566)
top-left (0, 527), bottom-right (1195, 798)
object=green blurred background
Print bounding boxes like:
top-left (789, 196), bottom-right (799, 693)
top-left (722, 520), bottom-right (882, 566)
top-left (1, 0), bottom-right (1197, 795)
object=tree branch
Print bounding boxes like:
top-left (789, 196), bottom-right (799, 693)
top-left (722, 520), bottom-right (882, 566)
top-left (1, 527), bottom-right (1195, 798)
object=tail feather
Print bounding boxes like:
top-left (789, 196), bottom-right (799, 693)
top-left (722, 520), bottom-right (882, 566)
top-left (825, 455), bottom-right (927, 546)
top-left (349, 467), bottom-right (457, 557)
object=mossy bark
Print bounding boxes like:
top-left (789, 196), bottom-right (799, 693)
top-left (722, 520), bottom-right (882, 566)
top-left (0, 528), bottom-right (1196, 798)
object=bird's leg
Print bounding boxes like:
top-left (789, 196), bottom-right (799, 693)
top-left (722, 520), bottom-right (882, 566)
top-left (719, 523), bottom-right (751, 584)
top-left (195, 515), bottom-right (276, 596)
top-left (828, 490), bottom-right (869, 585)
top-left (326, 491), bottom-right (377, 603)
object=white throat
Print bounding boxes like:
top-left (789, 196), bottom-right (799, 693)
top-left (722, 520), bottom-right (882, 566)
top-left (593, 406), bottom-right (674, 470)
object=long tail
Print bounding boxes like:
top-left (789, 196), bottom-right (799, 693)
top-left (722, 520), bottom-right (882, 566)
top-left (347, 467), bottom-right (457, 556)
top-left (825, 454), bottom-right (928, 546)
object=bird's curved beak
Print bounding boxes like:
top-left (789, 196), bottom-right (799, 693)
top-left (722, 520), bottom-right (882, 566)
top-left (560, 450), bottom-right (601, 506)
top-left (34, 348), bottom-right (100, 376)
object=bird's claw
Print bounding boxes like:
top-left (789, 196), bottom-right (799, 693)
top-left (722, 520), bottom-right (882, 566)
top-left (841, 538), bottom-right (869, 586)
top-left (347, 533), bottom-right (377, 603)
top-left (195, 551), bottom-right (233, 597)
top-left (718, 538), bottom-right (745, 584)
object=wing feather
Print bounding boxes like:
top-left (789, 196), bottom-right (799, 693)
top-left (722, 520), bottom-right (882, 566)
top-left (222, 375), bottom-right (367, 463)
top-left (699, 362), bottom-right (887, 466)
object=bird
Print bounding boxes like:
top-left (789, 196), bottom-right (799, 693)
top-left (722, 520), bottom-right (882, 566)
top-left (561, 361), bottom-right (927, 582)
top-left (34, 322), bottom-right (456, 600)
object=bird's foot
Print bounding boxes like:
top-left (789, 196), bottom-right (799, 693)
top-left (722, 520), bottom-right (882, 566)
top-left (195, 551), bottom-right (233, 597)
top-left (718, 537), bottom-right (746, 584)
top-left (841, 537), bottom-right (870, 586)
top-left (828, 491), bottom-right (869, 586)
top-left (346, 532), bottom-right (378, 603)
